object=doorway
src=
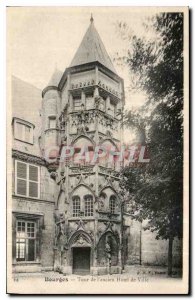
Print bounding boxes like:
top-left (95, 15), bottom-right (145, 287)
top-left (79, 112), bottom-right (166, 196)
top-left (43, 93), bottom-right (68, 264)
top-left (72, 247), bottom-right (90, 275)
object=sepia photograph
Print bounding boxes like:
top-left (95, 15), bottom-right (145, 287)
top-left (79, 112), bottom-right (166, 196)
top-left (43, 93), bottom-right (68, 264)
top-left (6, 6), bottom-right (189, 294)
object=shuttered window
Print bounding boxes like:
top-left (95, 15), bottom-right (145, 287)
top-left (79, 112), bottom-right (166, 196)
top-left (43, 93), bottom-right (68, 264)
top-left (15, 161), bottom-right (40, 199)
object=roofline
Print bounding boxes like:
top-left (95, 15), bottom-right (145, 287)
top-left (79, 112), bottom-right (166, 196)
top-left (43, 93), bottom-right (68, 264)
top-left (59, 61), bottom-right (124, 89)
top-left (42, 85), bottom-right (59, 98)
top-left (42, 61), bottom-right (125, 104)
top-left (12, 117), bottom-right (35, 128)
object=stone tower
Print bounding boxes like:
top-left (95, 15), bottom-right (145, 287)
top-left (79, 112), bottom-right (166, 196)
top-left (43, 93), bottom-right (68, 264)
top-left (41, 17), bottom-right (125, 275)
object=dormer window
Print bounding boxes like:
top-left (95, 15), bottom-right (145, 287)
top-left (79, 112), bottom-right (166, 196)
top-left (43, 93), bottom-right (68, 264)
top-left (13, 118), bottom-right (34, 144)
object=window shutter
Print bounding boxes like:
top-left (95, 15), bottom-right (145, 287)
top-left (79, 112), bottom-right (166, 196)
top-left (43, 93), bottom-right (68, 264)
top-left (29, 165), bottom-right (39, 198)
top-left (29, 182), bottom-right (38, 198)
top-left (16, 162), bottom-right (27, 196)
top-left (17, 179), bottom-right (27, 196)
top-left (29, 165), bottom-right (38, 182)
top-left (17, 161), bottom-right (27, 179)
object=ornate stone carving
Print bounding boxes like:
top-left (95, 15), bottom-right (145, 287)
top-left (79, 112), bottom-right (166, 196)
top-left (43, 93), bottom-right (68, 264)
top-left (70, 109), bottom-right (118, 133)
top-left (72, 233), bottom-right (91, 247)
top-left (54, 212), bottom-right (66, 247)
top-left (54, 211), bottom-right (65, 224)
top-left (70, 126), bottom-right (94, 146)
top-left (50, 171), bottom-right (58, 180)
top-left (12, 150), bottom-right (46, 166)
top-left (98, 80), bottom-right (119, 98)
top-left (98, 166), bottom-right (120, 178)
top-left (88, 230), bottom-right (94, 239)
top-left (98, 194), bottom-right (105, 210)
top-left (69, 165), bottom-right (94, 174)
top-left (71, 79), bottom-right (95, 90)
top-left (106, 130), bottom-right (113, 139)
top-left (77, 235), bottom-right (85, 245)
top-left (105, 239), bottom-right (111, 261)
top-left (47, 162), bottom-right (59, 173)
top-left (104, 221), bottom-right (114, 233)
top-left (99, 175), bottom-right (116, 193)
top-left (75, 219), bottom-right (87, 231)
top-left (98, 111), bottom-right (118, 131)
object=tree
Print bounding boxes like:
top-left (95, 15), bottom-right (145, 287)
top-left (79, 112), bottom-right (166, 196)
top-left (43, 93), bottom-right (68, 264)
top-left (117, 13), bottom-right (183, 276)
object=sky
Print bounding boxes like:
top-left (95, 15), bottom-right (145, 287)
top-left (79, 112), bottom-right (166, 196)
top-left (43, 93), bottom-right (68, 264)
top-left (7, 7), bottom-right (160, 142)
top-left (7, 7), bottom-right (157, 104)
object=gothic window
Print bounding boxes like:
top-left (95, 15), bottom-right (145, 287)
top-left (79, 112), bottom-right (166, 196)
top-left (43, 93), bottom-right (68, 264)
top-left (110, 195), bottom-right (116, 214)
top-left (48, 116), bottom-right (56, 129)
top-left (15, 160), bottom-right (40, 199)
top-left (16, 220), bottom-right (36, 262)
top-left (13, 118), bottom-right (34, 144)
top-left (72, 196), bottom-right (81, 217)
top-left (73, 96), bottom-right (82, 111)
top-left (72, 186), bottom-right (94, 218)
top-left (84, 195), bottom-right (93, 216)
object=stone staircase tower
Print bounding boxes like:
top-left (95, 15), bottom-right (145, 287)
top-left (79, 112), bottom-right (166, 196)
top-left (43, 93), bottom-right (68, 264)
top-left (41, 16), bottom-right (125, 275)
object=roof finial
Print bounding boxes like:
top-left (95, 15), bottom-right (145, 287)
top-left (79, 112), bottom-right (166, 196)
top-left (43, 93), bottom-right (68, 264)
top-left (90, 13), bottom-right (94, 23)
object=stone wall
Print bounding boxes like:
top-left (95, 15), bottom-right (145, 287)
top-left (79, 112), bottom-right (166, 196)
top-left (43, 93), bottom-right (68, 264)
top-left (123, 216), bottom-right (182, 268)
top-left (141, 230), bottom-right (182, 267)
top-left (12, 197), bottom-right (55, 272)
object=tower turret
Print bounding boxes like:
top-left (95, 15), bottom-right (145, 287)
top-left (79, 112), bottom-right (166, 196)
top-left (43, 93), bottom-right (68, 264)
top-left (40, 68), bottom-right (63, 162)
top-left (42, 17), bottom-right (125, 275)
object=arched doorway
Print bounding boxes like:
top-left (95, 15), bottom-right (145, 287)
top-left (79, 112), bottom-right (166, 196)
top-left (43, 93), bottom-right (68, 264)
top-left (69, 231), bottom-right (93, 275)
top-left (72, 247), bottom-right (91, 275)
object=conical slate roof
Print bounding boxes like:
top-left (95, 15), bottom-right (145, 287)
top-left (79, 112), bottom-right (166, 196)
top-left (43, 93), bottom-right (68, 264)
top-left (70, 18), bottom-right (116, 74)
top-left (48, 68), bottom-right (63, 86)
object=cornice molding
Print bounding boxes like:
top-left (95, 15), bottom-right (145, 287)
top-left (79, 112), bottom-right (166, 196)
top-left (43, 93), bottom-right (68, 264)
top-left (12, 150), bottom-right (46, 166)
top-left (58, 61), bottom-right (123, 91)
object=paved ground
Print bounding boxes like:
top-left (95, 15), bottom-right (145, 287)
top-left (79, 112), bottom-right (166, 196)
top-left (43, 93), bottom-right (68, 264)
top-left (13, 265), bottom-right (182, 280)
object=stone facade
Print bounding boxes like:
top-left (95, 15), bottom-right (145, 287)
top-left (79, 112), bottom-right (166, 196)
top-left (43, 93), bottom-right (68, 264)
top-left (11, 18), bottom-right (182, 275)
top-left (40, 18), bottom-right (124, 275)
top-left (123, 217), bottom-right (182, 268)
top-left (12, 76), bottom-right (56, 273)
